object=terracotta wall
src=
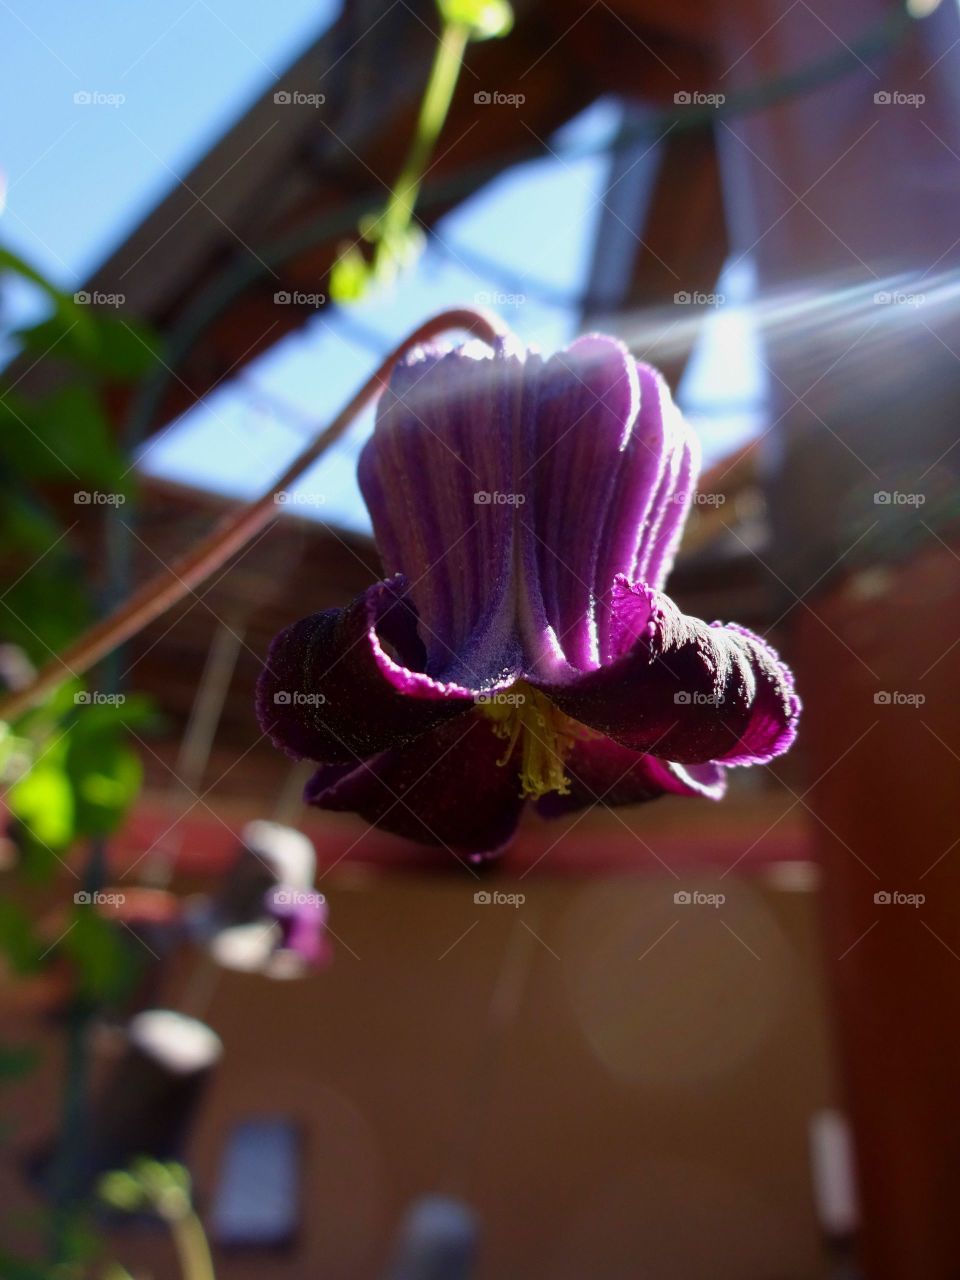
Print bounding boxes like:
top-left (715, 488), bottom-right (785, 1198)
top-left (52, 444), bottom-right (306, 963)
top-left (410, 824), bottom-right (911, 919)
top-left (4, 869), bottom-right (839, 1279)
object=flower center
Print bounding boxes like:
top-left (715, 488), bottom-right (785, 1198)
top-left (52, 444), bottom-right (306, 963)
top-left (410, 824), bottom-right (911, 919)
top-left (477, 681), bottom-right (578, 800)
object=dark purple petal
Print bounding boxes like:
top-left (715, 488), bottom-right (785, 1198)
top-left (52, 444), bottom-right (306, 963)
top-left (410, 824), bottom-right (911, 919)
top-left (258, 330), bottom-right (801, 858)
top-left (358, 336), bottom-right (696, 684)
top-left (304, 714), bottom-right (525, 859)
top-left (536, 577), bottom-right (800, 766)
top-left (255, 576), bottom-right (477, 765)
top-left (537, 735), bottom-right (726, 818)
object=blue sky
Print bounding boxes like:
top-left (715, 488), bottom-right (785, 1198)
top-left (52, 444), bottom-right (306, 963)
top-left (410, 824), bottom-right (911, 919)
top-left (0, 0), bottom-right (762, 533)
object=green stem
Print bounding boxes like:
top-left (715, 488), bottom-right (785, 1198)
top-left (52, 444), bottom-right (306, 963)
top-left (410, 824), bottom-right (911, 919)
top-left (380, 21), bottom-right (470, 238)
top-left (169, 1211), bottom-right (216, 1280)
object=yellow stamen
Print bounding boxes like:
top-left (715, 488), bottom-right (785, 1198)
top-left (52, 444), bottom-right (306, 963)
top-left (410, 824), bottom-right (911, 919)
top-left (477, 681), bottom-right (579, 800)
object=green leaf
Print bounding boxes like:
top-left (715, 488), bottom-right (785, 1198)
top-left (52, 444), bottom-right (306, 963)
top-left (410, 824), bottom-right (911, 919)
top-left (7, 740), bottom-right (74, 852)
top-left (102, 1265), bottom-right (138, 1280)
top-left (65, 717), bottom-right (142, 839)
top-left (0, 902), bottom-right (43, 974)
top-left (61, 908), bottom-right (139, 1003)
top-left (0, 1042), bottom-right (40, 1080)
top-left (0, 723), bottom-right (34, 786)
top-left (98, 1170), bottom-right (147, 1213)
top-left (69, 693), bottom-right (156, 733)
top-left (378, 224), bottom-right (425, 282)
top-left (0, 570), bottom-right (90, 667)
top-left (0, 246), bottom-right (71, 301)
top-left (12, 312), bottom-right (98, 369)
top-left (328, 244), bottom-right (372, 303)
top-left (0, 485), bottom-right (62, 552)
top-left (0, 246), bottom-right (99, 356)
top-left (41, 385), bottom-right (126, 487)
top-left (0, 386), bottom-right (128, 489)
top-left (0, 1251), bottom-right (60, 1280)
top-left (13, 312), bottom-right (162, 381)
top-left (90, 314), bottom-right (161, 380)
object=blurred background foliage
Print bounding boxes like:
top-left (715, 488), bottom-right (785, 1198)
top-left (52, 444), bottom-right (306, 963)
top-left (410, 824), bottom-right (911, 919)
top-left (0, 245), bottom-right (161, 1086)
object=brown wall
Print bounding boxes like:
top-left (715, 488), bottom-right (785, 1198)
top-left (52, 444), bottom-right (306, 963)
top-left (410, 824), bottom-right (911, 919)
top-left (4, 869), bottom-right (839, 1279)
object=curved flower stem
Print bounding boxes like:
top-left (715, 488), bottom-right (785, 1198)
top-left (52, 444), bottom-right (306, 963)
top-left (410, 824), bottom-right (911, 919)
top-left (0, 306), bottom-right (511, 723)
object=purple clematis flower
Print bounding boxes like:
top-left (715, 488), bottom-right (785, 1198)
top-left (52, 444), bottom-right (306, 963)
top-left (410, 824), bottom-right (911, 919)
top-left (265, 885), bottom-right (331, 969)
top-left (256, 332), bottom-right (799, 861)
